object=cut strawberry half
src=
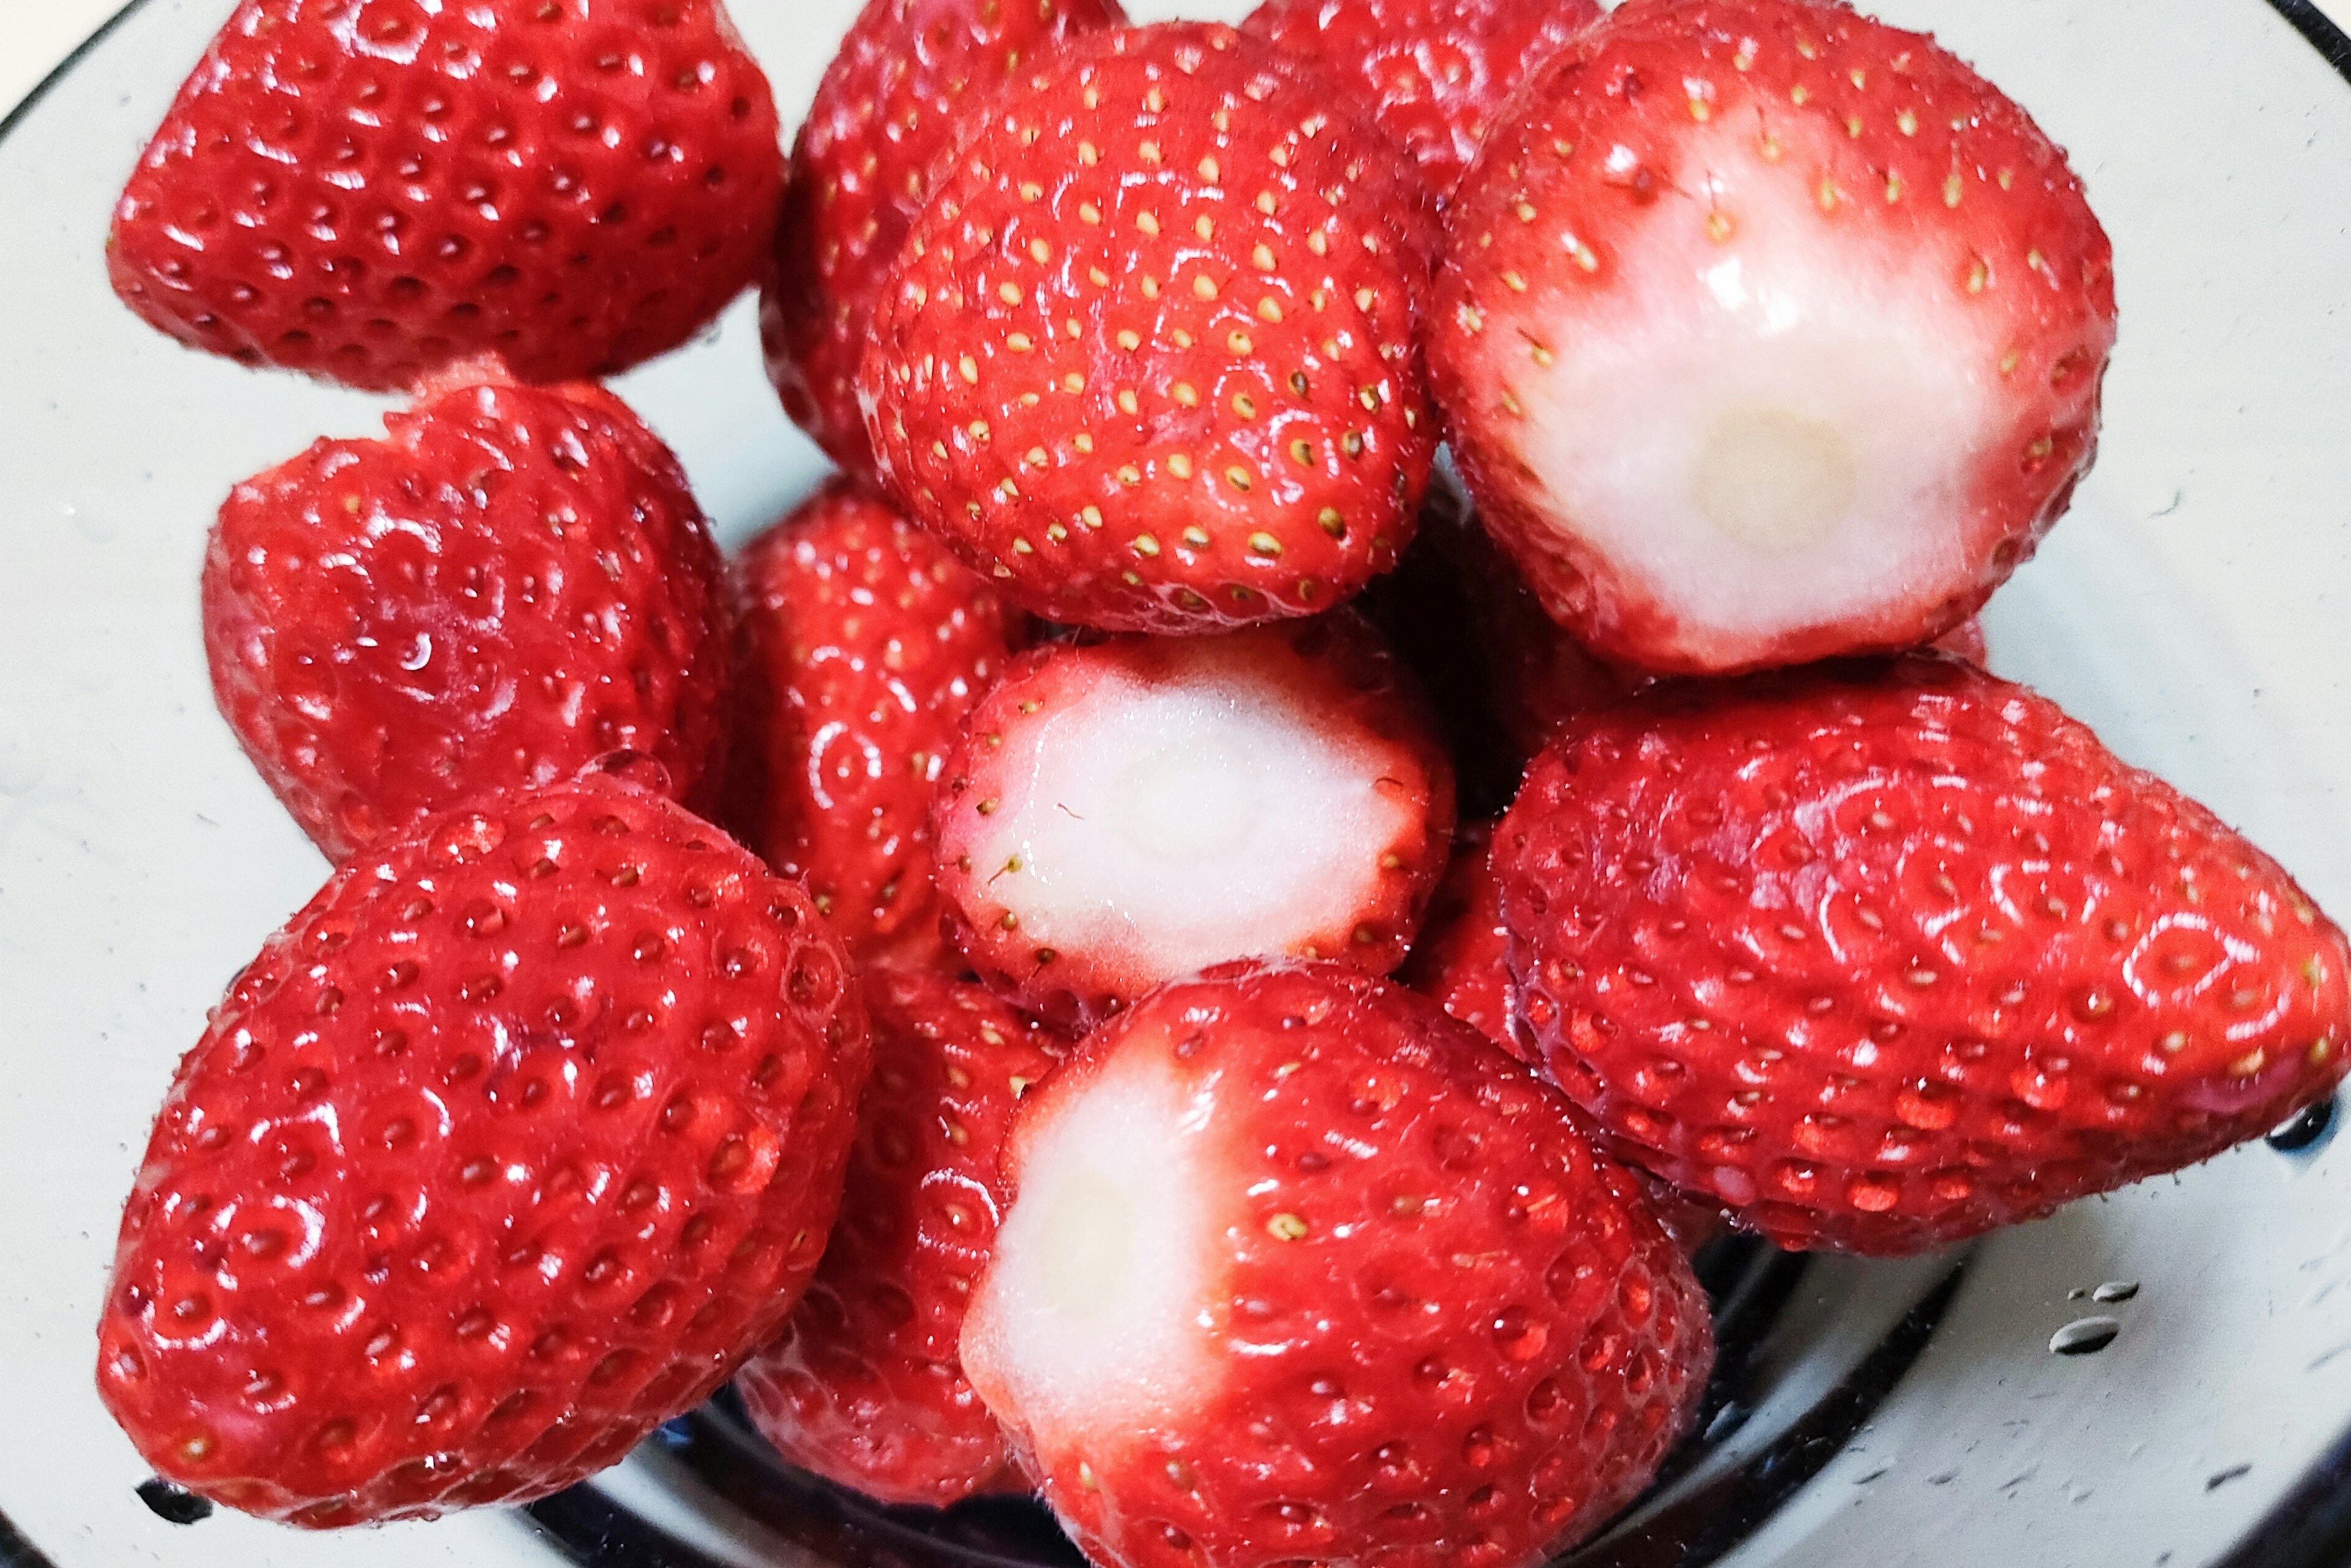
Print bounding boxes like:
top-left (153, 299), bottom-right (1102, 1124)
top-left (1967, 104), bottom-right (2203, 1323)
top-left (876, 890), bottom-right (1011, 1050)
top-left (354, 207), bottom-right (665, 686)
top-left (930, 614), bottom-right (1455, 1029)
top-left (961, 962), bottom-right (1714, 1568)
top-left (1429, 0), bottom-right (2115, 673)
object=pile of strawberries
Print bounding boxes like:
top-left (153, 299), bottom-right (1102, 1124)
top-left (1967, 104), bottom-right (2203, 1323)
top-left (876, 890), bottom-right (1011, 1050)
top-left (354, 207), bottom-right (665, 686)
top-left (91, 0), bottom-right (2351, 1561)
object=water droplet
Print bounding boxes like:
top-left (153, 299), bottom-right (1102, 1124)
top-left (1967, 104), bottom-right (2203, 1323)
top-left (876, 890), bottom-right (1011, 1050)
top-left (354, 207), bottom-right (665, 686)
top-left (136, 1477), bottom-right (212, 1525)
top-left (2050, 1316), bottom-right (2121, 1356)
top-left (2091, 1280), bottom-right (2139, 1304)
top-left (2267, 1095), bottom-right (2335, 1155)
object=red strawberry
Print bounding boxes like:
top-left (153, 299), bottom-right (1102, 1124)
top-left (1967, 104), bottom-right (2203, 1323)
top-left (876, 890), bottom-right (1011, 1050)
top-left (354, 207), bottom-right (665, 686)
top-left (204, 377), bottom-right (730, 862)
top-left (762, 0), bottom-right (1127, 476)
top-left (860, 23), bottom-right (1439, 634)
top-left (727, 478), bottom-right (1025, 965)
top-left (95, 766), bottom-right (871, 1525)
top-left (1241, 0), bottom-right (1600, 200)
top-left (108, 0), bottom-right (783, 392)
top-left (961, 961), bottom-right (1713, 1568)
top-left (1399, 821), bottom-right (1524, 1059)
top-left (1493, 655), bottom-right (2351, 1255)
top-left (1428, 0), bottom-right (2116, 673)
top-left (737, 967), bottom-right (1067, 1506)
top-left (931, 613), bottom-right (1455, 1029)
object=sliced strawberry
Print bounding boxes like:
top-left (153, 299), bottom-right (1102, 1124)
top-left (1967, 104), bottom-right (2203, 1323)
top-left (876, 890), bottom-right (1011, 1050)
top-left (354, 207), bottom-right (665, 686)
top-left (737, 967), bottom-right (1067, 1507)
top-left (108, 0), bottom-right (783, 392)
top-left (961, 961), bottom-right (1713, 1568)
top-left (1494, 655), bottom-right (2351, 1254)
top-left (203, 378), bottom-right (730, 862)
top-left (726, 478), bottom-right (1026, 965)
top-left (860, 22), bottom-right (1439, 634)
top-left (762, 0), bottom-right (1127, 476)
top-left (1242, 0), bottom-right (1600, 199)
top-left (1398, 821), bottom-right (1525, 1060)
top-left (96, 767), bottom-right (871, 1524)
top-left (930, 613), bottom-right (1455, 1029)
top-left (1430, 0), bottom-right (2115, 673)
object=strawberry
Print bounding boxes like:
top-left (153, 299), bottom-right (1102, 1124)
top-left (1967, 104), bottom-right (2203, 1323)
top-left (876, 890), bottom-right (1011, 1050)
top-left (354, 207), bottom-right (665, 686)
top-left (726, 478), bottom-right (1025, 965)
top-left (860, 22), bottom-right (1439, 634)
top-left (762, 0), bottom-right (1127, 476)
top-left (1428, 0), bottom-right (2116, 674)
top-left (930, 613), bottom-right (1455, 1029)
top-left (737, 967), bottom-right (1067, 1507)
top-left (203, 377), bottom-right (730, 862)
top-left (94, 765), bottom-right (871, 1525)
top-left (1493, 655), bottom-right (2351, 1255)
top-left (1241, 0), bottom-right (1600, 200)
top-left (108, 0), bottom-right (783, 392)
top-left (1398, 820), bottom-right (1524, 1059)
top-left (960, 961), bottom-right (1714, 1568)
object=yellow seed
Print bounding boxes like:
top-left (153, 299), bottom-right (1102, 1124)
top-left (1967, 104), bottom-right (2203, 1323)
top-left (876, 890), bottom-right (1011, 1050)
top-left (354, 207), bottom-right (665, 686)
top-left (958, 355), bottom-right (980, 384)
top-left (1025, 446), bottom-right (1048, 468)
top-left (1228, 330), bottom-right (1254, 354)
top-left (1227, 468), bottom-right (1255, 494)
top-left (1308, 230), bottom-right (1329, 257)
top-left (1845, 114), bottom-right (1863, 138)
top-left (1233, 392), bottom-right (1258, 418)
top-left (1354, 286), bottom-right (1376, 310)
top-left (1884, 174), bottom-right (1902, 204)
top-left (1007, 331), bottom-right (1033, 352)
top-left (1141, 276), bottom-right (1160, 299)
top-left (1117, 465), bottom-right (1141, 486)
top-left (1174, 381), bottom-right (1199, 407)
top-left (1012, 536), bottom-right (1033, 553)
top-left (1816, 175), bottom-right (1839, 211)
top-left (1194, 274), bottom-right (1219, 301)
top-left (1019, 180), bottom-right (1043, 201)
top-left (1116, 329), bottom-right (1141, 351)
top-left (1134, 533), bottom-right (1161, 557)
top-left (1088, 266), bottom-right (1110, 287)
top-left (1196, 214), bottom-right (1215, 241)
top-left (1530, 343), bottom-right (1554, 367)
top-left (1183, 526), bottom-right (1210, 547)
top-left (1078, 141), bottom-right (1099, 167)
top-left (1897, 108), bottom-right (1918, 135)
top-left (1171, 327), bottom-right (1194, 348)
top-left (1138, 211), bottom-right (1160, 236)
top-left (1139, 140), bottom-right (1161, 166)
top-left (1145, 86), bottom-right (1165, 113)
top-left (1063, 372), bottom-right (1085, 393)
top-left (1944, 173), bottom-right (1963, 207)
top-left (1688, 99), bottom-right (1711, 121)
top-left (1253, 244), bottom-right (1276, 271)
top-left (1079, 201), bottom-right (1102, 225)
top-left (1258, 296), bottom-right (1283, 322)
top-left (1080, 505), bottom-right (1103, 528)
top-left (1791, 84), bottom-right (1810, 105)
top-left (1502, 269), bottom-right (1526, 293)
top-left (1706, 211), bottom-right (1734, 242)
top-left (1318, 508), bottom-right (1344, 538)
top-left (1198, 154), bottom-right (1220, 181)
top-left (1266, 1213), bottom-right (1308, 1240)
top-left (1117, 389), bottom-right (1139, 415)
top-left (1168, 453), bottom-right (1194, 478)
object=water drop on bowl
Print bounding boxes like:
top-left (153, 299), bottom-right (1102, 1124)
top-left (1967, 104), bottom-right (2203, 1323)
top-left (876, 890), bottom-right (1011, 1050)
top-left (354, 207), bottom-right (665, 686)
top-left (2050, 1316), bottom-right (2122, 1356)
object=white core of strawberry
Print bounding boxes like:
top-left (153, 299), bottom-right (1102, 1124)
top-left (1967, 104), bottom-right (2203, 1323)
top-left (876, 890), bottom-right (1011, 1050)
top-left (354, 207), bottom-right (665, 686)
top-left (1505, 139), bottom-right (2008, 653)
top-left (962, 647), bottom-right (1416, 983)
top-left (961, 1049), bottom-right (1215, 1444)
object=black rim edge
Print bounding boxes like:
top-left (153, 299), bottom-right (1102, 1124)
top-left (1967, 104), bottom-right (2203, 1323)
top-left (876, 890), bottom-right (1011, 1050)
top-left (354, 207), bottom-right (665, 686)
top-left (6, 0), bottom-right (2351, 1562)
top-left (2265, 0), bottom-right (2351, 83)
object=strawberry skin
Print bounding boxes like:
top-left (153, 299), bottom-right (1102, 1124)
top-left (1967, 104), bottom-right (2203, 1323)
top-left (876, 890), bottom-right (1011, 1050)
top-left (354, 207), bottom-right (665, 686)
top-left (109, 0), bottom-right (782, 392)
top-left (762, 0), bottom-right (1127, 476)
top-left (1494, 655), bottom-right (2351, 1255)
top-left (1242, 0), bottom-right (1600, 200)
top-left (1429, 0), bottom-right (2116, 673)
top-left (204, 378), bottom-right (730, 862)
top-left (1399, 820), bottom-right (1526, 1060)
top-left (95, 768), bottom-right (872, 1525)
top-left (931, 613), bottom-right (1455, 1029)
top-left (961, 962), bottom-right (1713, 1568)
top-left (860, 23), bottom-right (1439, 634)
top-left (726, 478), bottom-right (1024, 965)
top-left (737, 967), bottom-right (1067, 1506)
